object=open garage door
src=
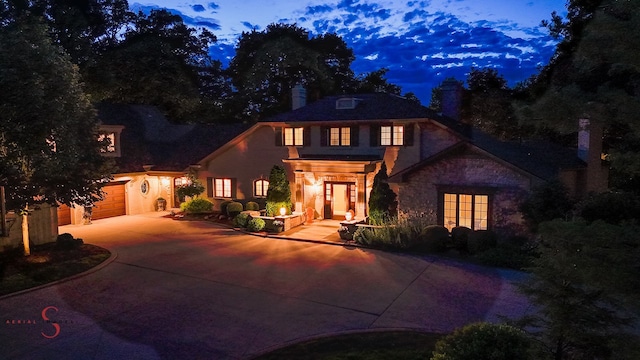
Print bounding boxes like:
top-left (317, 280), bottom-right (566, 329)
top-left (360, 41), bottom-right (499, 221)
top-left (92, 183), bottom-right (126, 220)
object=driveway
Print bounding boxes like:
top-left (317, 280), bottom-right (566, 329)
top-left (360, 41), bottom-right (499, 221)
top-left (0, 213), bottom-right (532, 359)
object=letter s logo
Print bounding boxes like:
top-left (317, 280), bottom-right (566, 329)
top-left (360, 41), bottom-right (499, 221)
top-left (41, 306), bottom-right (60, 339)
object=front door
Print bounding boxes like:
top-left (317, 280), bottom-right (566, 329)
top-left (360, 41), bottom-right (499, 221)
top-left (324, 182), bottom-right (356, 220)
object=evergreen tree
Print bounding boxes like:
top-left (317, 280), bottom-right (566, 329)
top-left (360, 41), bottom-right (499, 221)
top-left (367, 162), bottom-right (397, 224)
top-left (265, 165), bottom-right (292, 216)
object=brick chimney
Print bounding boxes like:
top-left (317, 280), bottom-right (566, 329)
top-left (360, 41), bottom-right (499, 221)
top-left (440, 78), bottom-right (463, 121)
top-left (578, 118), bottom-right (608, 193)
top-left (292, 84), bottom-right (307, 110)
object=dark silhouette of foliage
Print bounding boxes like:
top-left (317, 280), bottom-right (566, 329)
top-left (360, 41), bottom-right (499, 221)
top-left (368, 162), bottom-right (397, 224)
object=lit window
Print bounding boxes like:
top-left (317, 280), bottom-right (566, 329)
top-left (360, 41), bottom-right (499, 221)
top-left (214, 178), bottom-right (232, 198)
top-left (443, 193), bottom-right (489, 231)
top-left (98, 132), bottom-right (116, 153)
top-left (380, 125), bottom-right (404, 146)
top-left (284, 127), bottom-right (304, 146)
top-left (329, 127), bottom-right (351, 146)
top-left (254, 179), bottom-right (269, 197)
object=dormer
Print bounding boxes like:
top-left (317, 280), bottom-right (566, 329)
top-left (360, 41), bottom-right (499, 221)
top-left (98, 124), bottom-right (125, 157)
top-left (335, 97), bottom-right (362, 110)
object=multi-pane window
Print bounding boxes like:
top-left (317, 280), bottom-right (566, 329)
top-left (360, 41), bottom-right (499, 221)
top-left (330, 127), bottom-right (351, 146)
top-left (214, 178), bottom-right (232, 198)
top-left (443, 193), bottom-right (489, 231)
top-left (254, 179), bottom-right (269, 197)
top-left (284, 127), bottom-right (304, 146)
top-left (98, 133), bottom-right (116, 153)
top-left (380, 125), bottom-right (404, 146)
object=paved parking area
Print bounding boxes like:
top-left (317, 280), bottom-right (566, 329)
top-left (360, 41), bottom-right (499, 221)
top-left (0, 213), bottom-right (532, 359)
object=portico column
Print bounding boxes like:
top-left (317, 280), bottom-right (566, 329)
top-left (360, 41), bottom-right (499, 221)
top-left (356, 173), bottom-right (367, 218)
top-left (294, 171), bottom-right (304, 213)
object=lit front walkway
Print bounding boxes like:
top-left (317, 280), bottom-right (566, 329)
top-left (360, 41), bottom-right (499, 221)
top-left (0, 212), bottom-right (532, 360)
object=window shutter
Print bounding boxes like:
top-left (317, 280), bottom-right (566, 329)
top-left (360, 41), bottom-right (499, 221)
top-left (303, 126), bottom-right (311, 147)
top-left (320, 126), bottom-right (328, 147)
top-left (275, 127), bottom-right (283, 146)
top-left (231, 178), bottom-right (237, 199)
top-left (370, 124), bottom-right (380, 146)
top-left (351, 125), bottom-right (359, 146)
top-left (404, 123), bottom-right (414, 146)
top-left (206, 177), bottom-right (213, 197)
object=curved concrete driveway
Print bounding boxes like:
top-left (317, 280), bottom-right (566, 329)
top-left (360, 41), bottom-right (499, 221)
top-left (1, 213), bottom-right (532, 359)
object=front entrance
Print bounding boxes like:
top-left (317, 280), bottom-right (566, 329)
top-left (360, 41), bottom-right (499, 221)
top-left (324, 182), bottom-right (356, 220)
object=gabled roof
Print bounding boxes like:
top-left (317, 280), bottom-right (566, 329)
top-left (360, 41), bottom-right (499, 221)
top-left (97, 104), bottom-right (250, 173)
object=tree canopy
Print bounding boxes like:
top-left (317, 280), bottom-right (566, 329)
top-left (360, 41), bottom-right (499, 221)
top-left (0, 16), bottom-right (113, 210)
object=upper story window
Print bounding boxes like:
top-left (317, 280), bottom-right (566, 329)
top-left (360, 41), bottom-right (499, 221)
top-left (371, 123), bottom-right (413, 147)
top-left (98, 125), bottom-right (124, 157)
top-left (380, 125), bottom-right (404, 146)
top-left (254, 179), bottom-right (269, 197)
top-left (276, 127), bottom-right (306, 146)
top-left (330, 127), bottom-right (351, 146)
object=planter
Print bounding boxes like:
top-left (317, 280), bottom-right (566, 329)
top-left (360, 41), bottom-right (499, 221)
top-left (157, 199), bottom-right (166, 211)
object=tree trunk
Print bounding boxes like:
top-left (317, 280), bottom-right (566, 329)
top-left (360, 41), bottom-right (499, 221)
top-left (22, 208), bottom-right (30, 256)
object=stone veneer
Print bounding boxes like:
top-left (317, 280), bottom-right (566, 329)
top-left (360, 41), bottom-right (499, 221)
top-left (397, 150), bottom-right (533, 237)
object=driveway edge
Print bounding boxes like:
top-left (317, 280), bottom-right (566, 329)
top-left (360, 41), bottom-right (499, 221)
top-left (0, 248), bottom-right (118, 300)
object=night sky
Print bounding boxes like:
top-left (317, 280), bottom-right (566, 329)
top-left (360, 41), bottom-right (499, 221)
top-left (133, 0), bottom-right (566, 104)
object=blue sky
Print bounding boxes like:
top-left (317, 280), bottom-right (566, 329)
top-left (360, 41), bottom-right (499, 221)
top-left (132, 0), bottom-right (566, 104)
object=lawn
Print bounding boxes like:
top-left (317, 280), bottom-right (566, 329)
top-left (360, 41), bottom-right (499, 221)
top-left (253, 331), bottom-right (442, 360)
top-left (0, 243), bottom-right (111, 296)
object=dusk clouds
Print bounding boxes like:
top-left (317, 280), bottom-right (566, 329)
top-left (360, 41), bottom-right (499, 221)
top-left (131, 0), bottom-right (564, 103)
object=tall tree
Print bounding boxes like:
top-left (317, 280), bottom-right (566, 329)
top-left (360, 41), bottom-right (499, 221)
top-left (354, 68), bottom-right (401, 95)
top-left (517, 0), bottom-right (640, 191)
top-left (368, 162), bottom-right (397, 224)
top-left (0, 17), bottom-right (113, 254)
top-left (227, 23), bottom-right (356, 120)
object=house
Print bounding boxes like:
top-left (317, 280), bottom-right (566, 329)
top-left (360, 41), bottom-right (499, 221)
top-left (195, 84), bottom-right (607, 236)
top-left (57, 104), bottom-right (249, 225)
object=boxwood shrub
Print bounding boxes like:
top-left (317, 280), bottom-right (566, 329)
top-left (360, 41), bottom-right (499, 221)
top-left (451, 226), bottom-right (472, 252)
top-left (247, 218), bottom-right (266, 232)
top-left (234, 213), bottom-right (251, 228)
top-left (180, 198), bottom-right (214, 213)
top-left (245, 201), bottom-right (260, 211)
top-left (417, 225), bottom-right (449, 253)
top-left (226, 201), bottom-right (243, 218)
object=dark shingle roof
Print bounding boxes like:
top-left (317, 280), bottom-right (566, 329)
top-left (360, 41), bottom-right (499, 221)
top-left (97, 104), bottom-right (249, 173)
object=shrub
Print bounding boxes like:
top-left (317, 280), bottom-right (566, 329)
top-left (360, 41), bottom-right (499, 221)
top-left (266, 201), bottom-right (291, 217)
top-left (226, 201), bottom-right (243, 218)
top-left (219, 200), bottom-right (232, 215)
top-left (180, 198), bottom-right (214, 213)
top-left (245, 201), bottom-right (260, 211)
top-left (576, 191), bottom-right (640, 225)
top-left (247, 218), bottom-right (266, 232)
top-left (417, 225), bottom-right (449, 253)
top-left (431, 322), bottom-right (534, 360)
top-left (472, 243), bottom-right (535, 270)
top-left (451, 226), bottom-right (472, 252)
top-left (368, 162), bottom-right (397, 223)
top-left (55, 233), bottom-right (83, 250)
top-left (519, 179), bottom-right (574, 232)
top-left (467, 230), bottom-right (497, 255)
top-left (234, 213), bottom-right (251, 228)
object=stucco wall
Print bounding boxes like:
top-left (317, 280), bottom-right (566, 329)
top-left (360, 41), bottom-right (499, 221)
top-left (397, 150), bottom-right (532, 236)
top-left (199, 125), bottom-right (291, 211)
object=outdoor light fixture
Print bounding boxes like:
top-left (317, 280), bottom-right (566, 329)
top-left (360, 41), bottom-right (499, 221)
top-left (279, 207), bottom-right (286, 216)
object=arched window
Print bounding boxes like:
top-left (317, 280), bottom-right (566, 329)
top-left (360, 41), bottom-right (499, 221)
top-left (254, 179), bottom-right (269, 197)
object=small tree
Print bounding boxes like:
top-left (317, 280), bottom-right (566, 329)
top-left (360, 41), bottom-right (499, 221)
top-left (265, 165), bottom-right (292, 216)
top-left (176, 172), bottom-right (205, 201)
top-left (519, 180), bottom-right (574, 232)
top-left (368, 162), bottom-right (397, 224)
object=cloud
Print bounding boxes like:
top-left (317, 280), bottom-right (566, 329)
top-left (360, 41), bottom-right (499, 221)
top-left (192, 4), bottom-right (205, 12)
top-left (241, 21), bottom-right (259, 30)
top-left (130, 3), bottom-right (222, 30)
top-left (208, 2), bottom-right (219, 11)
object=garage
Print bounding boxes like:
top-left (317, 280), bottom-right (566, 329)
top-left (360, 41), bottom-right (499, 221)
top-left (57, 204), bottom-right (72, 226)
top-left (91, 182), bottom-right (126, 220)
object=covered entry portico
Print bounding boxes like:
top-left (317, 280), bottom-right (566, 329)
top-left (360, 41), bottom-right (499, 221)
top-left (283, 156), bottom-right (381, 220)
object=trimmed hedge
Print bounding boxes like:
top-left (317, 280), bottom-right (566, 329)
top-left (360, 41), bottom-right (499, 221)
top-left (245, 201), bottom-right (260, 211)
top-left (467, 230), bottom-right (497, 255)
top-left (234, 213), bottom-right (251, 228)
top-left (417, 225), bottom-right (449, 253)
top-left (247, 218), bottom-right (266, 232)
top-left (180, 198), bottom-right (214, 213)
top-left (226, 201), bottom-right (243, 218)
top-left (451, 226), bottom-right (472, 252)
